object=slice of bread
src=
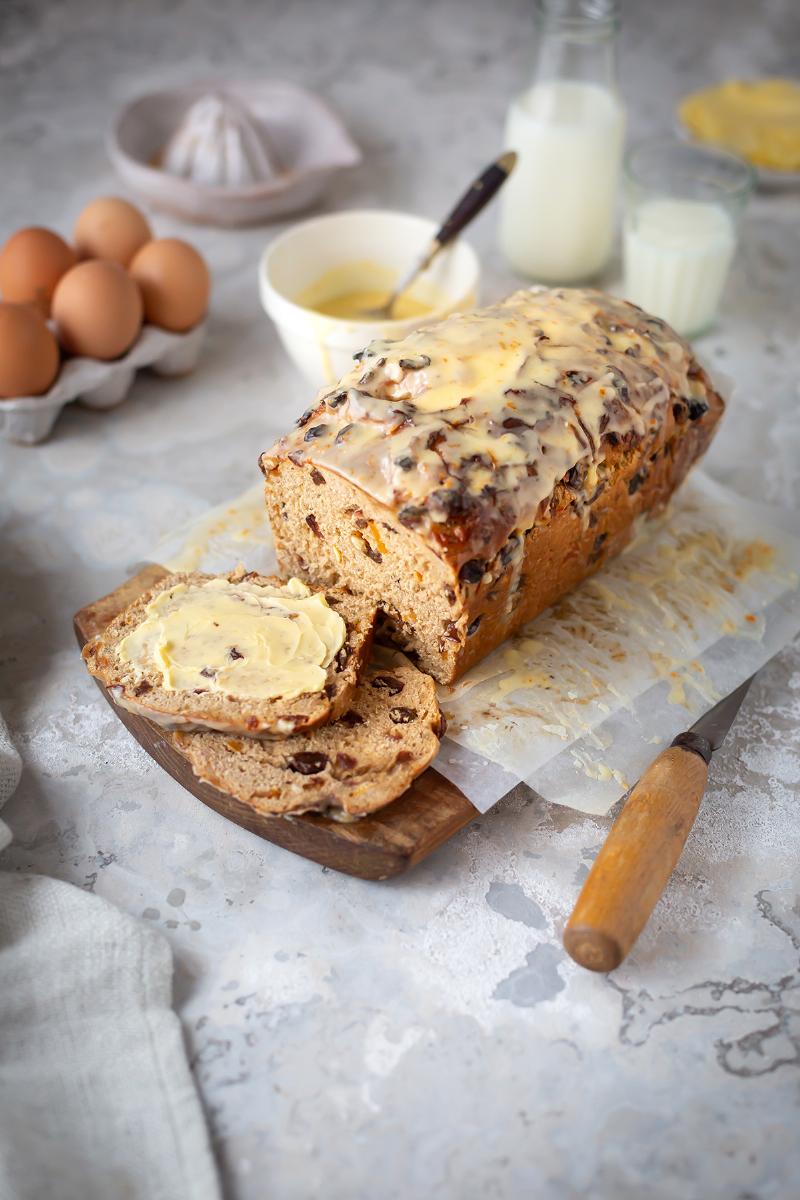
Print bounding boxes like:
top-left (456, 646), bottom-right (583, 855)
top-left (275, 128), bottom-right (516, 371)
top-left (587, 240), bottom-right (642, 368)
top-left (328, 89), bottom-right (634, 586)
top-left (169, 658), bottom-right (445, 818)
top-left (82, 569), bottom-right (376, 738)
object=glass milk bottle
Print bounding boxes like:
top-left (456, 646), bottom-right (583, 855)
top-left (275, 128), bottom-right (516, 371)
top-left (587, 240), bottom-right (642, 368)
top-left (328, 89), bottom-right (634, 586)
top-left (498, 0), bottom-right (625, 283)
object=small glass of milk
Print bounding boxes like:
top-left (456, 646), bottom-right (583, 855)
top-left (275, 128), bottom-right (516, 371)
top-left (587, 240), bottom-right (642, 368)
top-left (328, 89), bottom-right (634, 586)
top-left (622, 137), bottom-right (754, 337)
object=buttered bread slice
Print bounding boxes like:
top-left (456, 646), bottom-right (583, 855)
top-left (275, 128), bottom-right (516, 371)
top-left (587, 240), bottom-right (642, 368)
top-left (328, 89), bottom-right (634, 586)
top-left (82, 568), bottom-right (376, 737)
top-left (170, 658), bottom-right (445, 817)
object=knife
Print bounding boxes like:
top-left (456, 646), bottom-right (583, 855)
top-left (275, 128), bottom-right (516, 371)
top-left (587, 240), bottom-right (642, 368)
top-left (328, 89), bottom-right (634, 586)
top-left (563, 673), bottom-right (757, 973)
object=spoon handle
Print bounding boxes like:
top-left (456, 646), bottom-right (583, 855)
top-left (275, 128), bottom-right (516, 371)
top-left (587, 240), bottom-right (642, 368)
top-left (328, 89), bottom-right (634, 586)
top-left (434, 150), bottom-right (518, 250)
top-left (388, 151), bottom-right (517, 305)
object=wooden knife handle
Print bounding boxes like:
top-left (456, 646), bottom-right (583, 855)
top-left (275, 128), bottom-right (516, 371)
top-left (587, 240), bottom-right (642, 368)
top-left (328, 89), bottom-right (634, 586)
top-left (563, 733), bottom-right (712, 973)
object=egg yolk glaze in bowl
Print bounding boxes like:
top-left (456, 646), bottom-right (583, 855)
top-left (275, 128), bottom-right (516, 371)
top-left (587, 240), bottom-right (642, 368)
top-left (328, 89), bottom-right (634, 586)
top-left (259, 210), bottom-right (481, 389)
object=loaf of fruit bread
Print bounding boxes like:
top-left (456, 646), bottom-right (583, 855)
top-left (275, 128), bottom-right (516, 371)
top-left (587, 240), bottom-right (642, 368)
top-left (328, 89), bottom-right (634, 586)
top-left (261, 287), bottom-right (725, 685)
top-left (82, 568), bottom-right (376, 737)
top-left (170, 657), bottom-right (445, 817)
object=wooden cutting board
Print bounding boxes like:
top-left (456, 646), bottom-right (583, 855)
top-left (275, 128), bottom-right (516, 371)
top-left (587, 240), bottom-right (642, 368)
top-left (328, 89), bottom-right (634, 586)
top-left (73, 566), bottom-right (477, 880)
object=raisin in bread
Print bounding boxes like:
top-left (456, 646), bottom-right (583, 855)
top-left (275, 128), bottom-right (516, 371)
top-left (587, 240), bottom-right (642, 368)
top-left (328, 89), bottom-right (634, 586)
top-left (169, 658), bottom-right (445, 817)
top-left (261, 287), bottom-right (725, 684)
top-left (82, 568), bottom-right (375, 738)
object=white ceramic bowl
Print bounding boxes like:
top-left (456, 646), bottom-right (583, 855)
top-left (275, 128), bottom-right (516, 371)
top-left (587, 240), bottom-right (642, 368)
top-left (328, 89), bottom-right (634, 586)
top-left (109, 81), bottom-right (362, 226)
top-left (259, 210), bottom-right (481, 390)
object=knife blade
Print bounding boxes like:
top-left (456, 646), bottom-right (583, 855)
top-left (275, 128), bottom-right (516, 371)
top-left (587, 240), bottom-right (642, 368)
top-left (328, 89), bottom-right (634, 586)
top-left (679, 672), bottom-right (755, 756)
top-left (563, 672), bottom-right (758, 973)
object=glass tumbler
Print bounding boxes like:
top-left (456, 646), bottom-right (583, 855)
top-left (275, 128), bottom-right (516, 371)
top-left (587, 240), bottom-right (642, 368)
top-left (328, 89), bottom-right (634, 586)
top-left (622, 136), bottom-right (754, 337)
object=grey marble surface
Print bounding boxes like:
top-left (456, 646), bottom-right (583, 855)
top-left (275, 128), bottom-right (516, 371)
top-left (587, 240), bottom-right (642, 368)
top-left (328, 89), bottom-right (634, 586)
top-left (1, 1), bottom-right (799, 1197)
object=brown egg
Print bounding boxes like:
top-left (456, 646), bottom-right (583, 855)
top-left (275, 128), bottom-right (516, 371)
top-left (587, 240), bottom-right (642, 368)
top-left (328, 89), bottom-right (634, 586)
top-left (0, 302), bottom-right (60, 398)
top-left (73, 197), bottom-right (152, 267)
top-left (0, 227), bottom-right (77, 316)
top-left (52, 260), bottom-right (143, 360)
top-left (129, 238), bottom-right (210, 332)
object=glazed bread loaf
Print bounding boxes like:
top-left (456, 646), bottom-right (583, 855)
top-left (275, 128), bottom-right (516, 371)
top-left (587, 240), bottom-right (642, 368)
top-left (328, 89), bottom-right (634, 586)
top-left (261, 288), bottom-right (725, 684)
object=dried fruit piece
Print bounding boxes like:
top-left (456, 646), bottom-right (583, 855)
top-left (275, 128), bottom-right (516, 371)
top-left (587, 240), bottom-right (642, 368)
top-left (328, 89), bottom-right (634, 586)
top-left (370, 674), bottom-right (404, 696)
top-left (287, 751), bottom-right (328, 775)
top-left (459, 559), bottom-right (485, 584)
top-left (589, 532), bottom-right (608, 563)
top-left (686, 397), bottom-right (709, 421)
top-left (304, 424), bottom-right (327, 442)
top-left (339, 709), bottom-right (365, 727)
top-left (628, 469), bottom-right (648, 495)
top-left (389, 706), bottom-right (418, 724)
top-left (398, 505), bottom-right (426, 528)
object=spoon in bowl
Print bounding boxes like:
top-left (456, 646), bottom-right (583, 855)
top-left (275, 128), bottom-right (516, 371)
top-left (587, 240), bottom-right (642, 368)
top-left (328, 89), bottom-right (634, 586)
top-left (360, 150), bottom-right (517, 321)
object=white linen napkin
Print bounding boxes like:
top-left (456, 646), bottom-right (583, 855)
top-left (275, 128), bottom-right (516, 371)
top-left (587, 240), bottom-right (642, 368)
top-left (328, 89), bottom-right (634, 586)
top-left (0, 714), bottom-right (221, 1200)
top-left (0, 718), bottom-right (20, 853)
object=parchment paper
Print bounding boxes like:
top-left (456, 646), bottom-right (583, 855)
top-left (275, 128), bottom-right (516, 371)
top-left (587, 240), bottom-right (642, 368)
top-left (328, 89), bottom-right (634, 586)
top-left (152, 472), bottom-right (800, 818)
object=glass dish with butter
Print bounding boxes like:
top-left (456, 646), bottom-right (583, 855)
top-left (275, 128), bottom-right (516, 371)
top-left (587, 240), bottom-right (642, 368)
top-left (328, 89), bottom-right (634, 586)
top-left (678, 78), bottom-right (800, 183)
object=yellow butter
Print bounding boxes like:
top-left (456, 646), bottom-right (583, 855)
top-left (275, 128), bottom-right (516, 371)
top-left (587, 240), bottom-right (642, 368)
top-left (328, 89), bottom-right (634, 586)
top-left (118, 577), bottom-right (346, 701)
top-left (679, 78), bottom-right (800, 172)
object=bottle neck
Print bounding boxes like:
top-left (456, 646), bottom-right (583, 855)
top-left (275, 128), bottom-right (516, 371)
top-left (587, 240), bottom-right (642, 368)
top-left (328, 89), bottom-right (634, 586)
top-left (530, 0), bottom-right (620, 91)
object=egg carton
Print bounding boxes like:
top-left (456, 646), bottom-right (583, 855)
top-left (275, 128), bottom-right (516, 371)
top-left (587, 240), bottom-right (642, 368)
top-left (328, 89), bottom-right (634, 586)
top-left (0, 320), bottom-right (206, 445)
